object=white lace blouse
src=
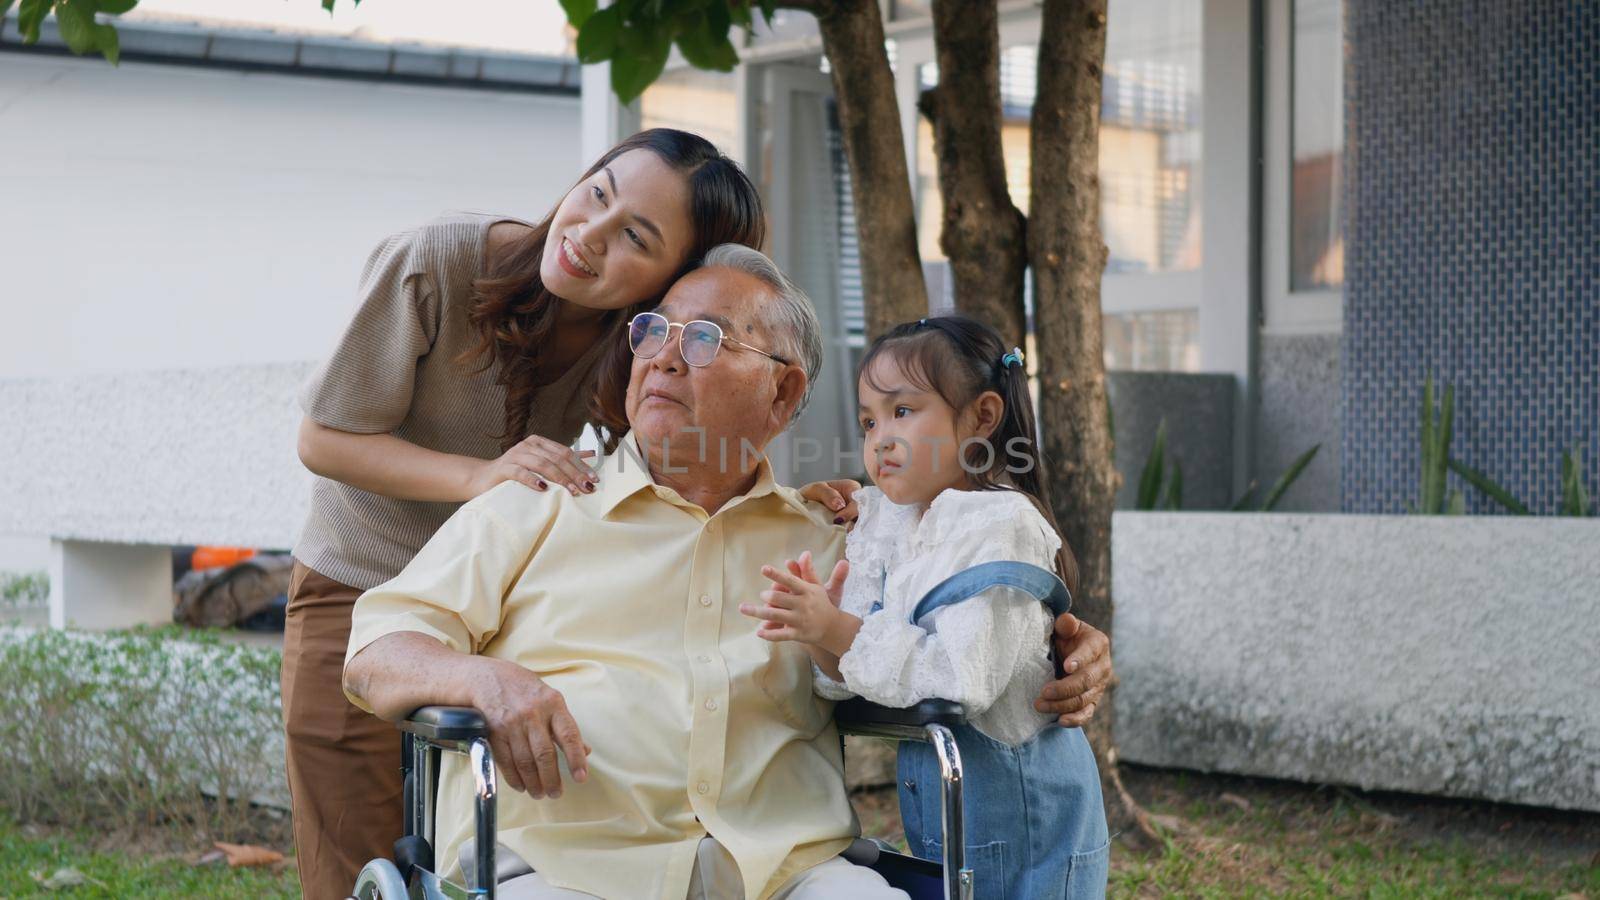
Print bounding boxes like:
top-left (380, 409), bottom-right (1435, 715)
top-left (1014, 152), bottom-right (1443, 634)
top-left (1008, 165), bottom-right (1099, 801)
top-left (815, 487), bottom-right (1060, 746)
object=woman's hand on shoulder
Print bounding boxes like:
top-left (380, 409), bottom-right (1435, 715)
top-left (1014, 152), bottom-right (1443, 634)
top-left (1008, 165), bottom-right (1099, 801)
top-left (472, 435), bottom-right (597, 498)
top-left (800, 479), bottom-right (862, 526)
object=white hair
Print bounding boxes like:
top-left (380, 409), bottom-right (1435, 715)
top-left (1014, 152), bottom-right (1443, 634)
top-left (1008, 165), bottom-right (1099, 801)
top-left (699, 243), bottom-right (824, 423)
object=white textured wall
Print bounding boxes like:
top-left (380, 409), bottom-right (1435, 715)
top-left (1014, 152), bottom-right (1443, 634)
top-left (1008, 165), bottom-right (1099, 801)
top-left (0, 51), bottom-right (579, 550)
top-left (0, 52), bottom-right (579, 379)
top-left (1112, 512), bottom-right (1600, 812)
top-left (0, 365), bottom-right (310, 549)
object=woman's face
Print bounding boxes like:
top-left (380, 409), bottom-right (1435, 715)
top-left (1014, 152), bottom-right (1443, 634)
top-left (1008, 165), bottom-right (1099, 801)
top-left (540, 149), bottom-right (696, 312)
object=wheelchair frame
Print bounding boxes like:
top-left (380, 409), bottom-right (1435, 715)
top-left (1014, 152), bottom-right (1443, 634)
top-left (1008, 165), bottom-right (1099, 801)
top-left (351, 699), bottom-right (974, 900)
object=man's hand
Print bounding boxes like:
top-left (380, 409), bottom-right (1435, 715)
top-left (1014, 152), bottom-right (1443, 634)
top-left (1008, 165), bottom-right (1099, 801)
top-left (471, 659), bottom-right (590, 799)
top-left (739, 551), bottom-right (858, 656)
top-left (798, 479), bottom-right (862, 526)
top-left (1034, 613), bottom-right (1113, 728)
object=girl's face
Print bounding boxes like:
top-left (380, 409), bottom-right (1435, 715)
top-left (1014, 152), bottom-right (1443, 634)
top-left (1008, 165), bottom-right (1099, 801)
top-left (540, 149), bottom-right (696, 312)
top-left (858, 355), bottom-right (995, 507)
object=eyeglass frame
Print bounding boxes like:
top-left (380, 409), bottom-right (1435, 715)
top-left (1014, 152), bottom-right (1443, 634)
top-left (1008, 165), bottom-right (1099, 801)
top-left (626, 311), bottom-right (791, 368)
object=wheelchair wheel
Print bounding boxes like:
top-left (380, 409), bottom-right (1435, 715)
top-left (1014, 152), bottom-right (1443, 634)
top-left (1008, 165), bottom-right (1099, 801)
top-left (350, 858), bottom-right (410, 899)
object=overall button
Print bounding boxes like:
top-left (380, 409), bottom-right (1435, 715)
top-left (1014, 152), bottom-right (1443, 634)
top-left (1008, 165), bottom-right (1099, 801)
top-left (699, 594), bottom-right (713, 607)
top-left (704, 699), bottom-right (719, 711)
top-left (697, 782), bottom-right (710, 795)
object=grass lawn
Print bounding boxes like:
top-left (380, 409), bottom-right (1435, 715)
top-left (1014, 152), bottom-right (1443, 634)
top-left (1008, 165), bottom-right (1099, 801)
top-left (4, 765), bottom-right (1598, 898)
top-left (0, 819), bottom-right (297, 899)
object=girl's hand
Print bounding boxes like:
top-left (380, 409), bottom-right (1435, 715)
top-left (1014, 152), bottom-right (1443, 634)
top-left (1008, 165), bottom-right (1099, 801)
top-left (471, 435), bottom-right (597, 497)
top-left (740, 551), bottom-right (855, 655)
top-left (799, 479), bottom-right (862, 526)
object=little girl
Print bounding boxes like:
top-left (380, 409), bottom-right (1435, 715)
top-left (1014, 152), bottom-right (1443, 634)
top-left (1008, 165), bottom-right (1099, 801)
top-left (741, 315), bottom-right (1109, 899)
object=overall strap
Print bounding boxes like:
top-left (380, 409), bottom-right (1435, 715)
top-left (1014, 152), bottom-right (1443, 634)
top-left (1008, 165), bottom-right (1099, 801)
top-left (909, 560), bottom-right (1072, 625)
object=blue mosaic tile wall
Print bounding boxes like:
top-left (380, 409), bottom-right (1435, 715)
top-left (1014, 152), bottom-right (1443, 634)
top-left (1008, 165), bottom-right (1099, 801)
top-left (1342, 0), bottom-right (1600, 514)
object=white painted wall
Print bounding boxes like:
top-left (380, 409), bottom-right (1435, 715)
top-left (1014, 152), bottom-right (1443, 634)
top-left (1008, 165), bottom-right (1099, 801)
top-left (0, 52), bottom-right (580, 379)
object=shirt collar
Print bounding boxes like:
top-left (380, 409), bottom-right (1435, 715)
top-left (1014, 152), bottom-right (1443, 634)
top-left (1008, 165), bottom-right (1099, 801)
top-left (589, 435), bottom-right (805, 520)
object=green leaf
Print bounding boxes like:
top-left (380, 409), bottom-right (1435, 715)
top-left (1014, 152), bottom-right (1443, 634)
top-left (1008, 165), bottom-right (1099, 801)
top-left (674, 11), bottom-right (738, 70)
top-left (0, 0), bottom-right (18, 20)
top-left (610, 28), bottom-right (670, 104)
top-left (57, 0), bottom-right (97, 54)
top-left (1260, 444), bottom-right (1321, 512)
top-left (1445, 489), bottom-right (1465, 516)
top-left (757, 0), bottom-right (776, 23)
top-left (18, 0), bottom-right (50, 43)
top-left (94, 20), bottom-right (118, 64)
top-left (1135, 420), bottom-right (1167, 511)
top-left (95, 0), bottom-right (138, 13)
top-left (729, 2), bottom-right (753, 29)
top-left (1163, 459), bottom-right (1183, 511)
top-left (559, 0), bottom-right (598, 29)
top-left (1447, 458), bottom-right (1528, 515)
top-left (576, 6), bottom-right (621, 63)
top-left (1561, 446), bottom-right (1591, 517)
top-left (1229, 481), bottom-right (1258, 512)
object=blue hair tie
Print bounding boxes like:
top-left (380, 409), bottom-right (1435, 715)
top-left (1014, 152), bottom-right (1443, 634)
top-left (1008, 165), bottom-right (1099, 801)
top-left (1000, 346), bottom-right (1025, 370)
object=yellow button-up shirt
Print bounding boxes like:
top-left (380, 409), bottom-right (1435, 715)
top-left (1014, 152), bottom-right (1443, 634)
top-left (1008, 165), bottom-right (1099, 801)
top-left (345, 445), bottom-right (854, 900)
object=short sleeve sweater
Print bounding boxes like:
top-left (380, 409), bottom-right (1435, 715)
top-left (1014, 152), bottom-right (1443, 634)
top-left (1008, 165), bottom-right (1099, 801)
top-left (293, 212), bottom-right (607, 590)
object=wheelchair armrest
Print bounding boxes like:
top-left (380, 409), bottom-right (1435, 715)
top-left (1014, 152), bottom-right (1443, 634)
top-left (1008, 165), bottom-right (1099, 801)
top-left (400, 706), bottom-right (488, 743)
top-left (834, 697), bottom-right (966, 740)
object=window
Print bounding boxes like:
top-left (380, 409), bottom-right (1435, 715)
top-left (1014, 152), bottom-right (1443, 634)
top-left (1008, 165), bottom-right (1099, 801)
top-left (1100, 0), bottom-right (1203, 273)
top-left (1290, 0), bottom-right (1344, 290)
top-left (909, 0), bottom-right (1203, 371)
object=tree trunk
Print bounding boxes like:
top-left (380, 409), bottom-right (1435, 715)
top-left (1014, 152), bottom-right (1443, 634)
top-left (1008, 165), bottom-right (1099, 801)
top-left (808, 0), bottom-right (929, 337)
top-left (1029, 0), bottom-right (1149, 843)
top-left (924, 0), bottom-right (1028, 348)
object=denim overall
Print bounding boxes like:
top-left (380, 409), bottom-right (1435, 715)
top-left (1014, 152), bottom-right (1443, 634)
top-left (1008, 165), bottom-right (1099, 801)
top-left (890, 561), bottom-right (1110, 900)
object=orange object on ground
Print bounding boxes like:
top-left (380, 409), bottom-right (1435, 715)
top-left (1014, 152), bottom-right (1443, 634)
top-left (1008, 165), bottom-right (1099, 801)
top-left (190, 546), bottom-right (257, 570)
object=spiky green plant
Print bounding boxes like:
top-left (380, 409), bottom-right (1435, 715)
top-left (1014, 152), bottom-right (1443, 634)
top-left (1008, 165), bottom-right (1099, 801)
top-left (1448, 458), bottom-right (1529, 515)
top-left (1412, 374), bottom-right (1465, 515)
top-left (1560, 445), bottom-right (1593, 516)
top-left (1134, 419), bottom-right (1183, 511)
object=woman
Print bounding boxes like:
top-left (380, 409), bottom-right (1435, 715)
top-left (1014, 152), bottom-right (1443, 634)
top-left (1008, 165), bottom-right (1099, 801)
top-left (284, 129), bottom-right (775, 898)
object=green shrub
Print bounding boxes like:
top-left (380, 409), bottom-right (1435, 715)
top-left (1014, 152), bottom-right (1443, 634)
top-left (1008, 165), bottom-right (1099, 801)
top-left (0, 625), bottom-right (286, 842)
top-left (0, 571), bottom-right (48, 609)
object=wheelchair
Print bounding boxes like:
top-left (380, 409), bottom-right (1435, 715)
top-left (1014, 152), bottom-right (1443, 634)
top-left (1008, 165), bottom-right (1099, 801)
top-left (350, 697), bottom-right (975, 900)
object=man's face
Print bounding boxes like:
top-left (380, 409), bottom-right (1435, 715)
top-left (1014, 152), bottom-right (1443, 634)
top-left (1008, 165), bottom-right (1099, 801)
top-left (624, 268), bottom-right (806, 468)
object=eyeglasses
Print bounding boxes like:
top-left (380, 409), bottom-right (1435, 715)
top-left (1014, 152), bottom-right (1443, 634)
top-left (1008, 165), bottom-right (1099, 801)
top-left (627, 311), bottom-right (790, 368)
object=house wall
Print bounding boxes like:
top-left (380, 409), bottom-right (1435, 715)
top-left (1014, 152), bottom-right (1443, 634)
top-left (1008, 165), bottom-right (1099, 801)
top-left (0, 51), bottom-right (580, 553)
top-left (1341, 0), bottom-right (1600, 514)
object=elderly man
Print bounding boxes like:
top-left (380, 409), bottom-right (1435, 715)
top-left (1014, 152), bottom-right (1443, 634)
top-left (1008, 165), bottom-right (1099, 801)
top-left (343, 245), bottom-right (1110, 899)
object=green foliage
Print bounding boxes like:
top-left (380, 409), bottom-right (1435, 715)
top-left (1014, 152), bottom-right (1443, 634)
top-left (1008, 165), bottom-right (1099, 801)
top-left (1259, 444), bottom-right (1321, 512)
top-left (1, 571), bottom-right (49, 609)
top-left (7, 0), bottom-right (358, 64)
top-left (0, 625), bottom-right (285, 839)
top-left (1447, 457), bottom-right (1529, 515)
top-left (1134, 419), bottom-right (1183, 511)
top-left (1411, 374), bottom-right (1466, 515)
top-left (1560, 444), bottom-right (1594, 516)
top-left (561, 1), bottom-right (774, 103)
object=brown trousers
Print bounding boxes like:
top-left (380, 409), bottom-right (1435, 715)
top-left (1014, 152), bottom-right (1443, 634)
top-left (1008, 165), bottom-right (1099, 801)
top-left (281, 561), bottom-right (404, 900)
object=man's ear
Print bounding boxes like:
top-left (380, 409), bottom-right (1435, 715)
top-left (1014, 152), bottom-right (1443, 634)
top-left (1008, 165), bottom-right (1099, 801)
top-left (970, 390), bottom-right (1005, 440)
top-left (769, 364), bottom-right (809, 432)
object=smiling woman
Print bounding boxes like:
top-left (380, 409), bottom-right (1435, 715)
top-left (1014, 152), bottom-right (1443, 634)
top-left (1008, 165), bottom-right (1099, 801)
top-left (281, 128), bottom-right (767, 899)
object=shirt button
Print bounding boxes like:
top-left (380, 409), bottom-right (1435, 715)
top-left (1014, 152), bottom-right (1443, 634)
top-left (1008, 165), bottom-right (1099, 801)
top-left (704, 699), bottom-right (719, 711)
top-left (697, 782), bottom-right (710, 795)
top-left (699, 594), bottom-right (712, 607)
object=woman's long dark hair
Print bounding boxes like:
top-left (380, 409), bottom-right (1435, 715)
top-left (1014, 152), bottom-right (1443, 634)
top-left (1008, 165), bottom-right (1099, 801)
top-left (462, 128), bottom-right (766, 450)
top-left (858, 314), bottom-right (1080, 596)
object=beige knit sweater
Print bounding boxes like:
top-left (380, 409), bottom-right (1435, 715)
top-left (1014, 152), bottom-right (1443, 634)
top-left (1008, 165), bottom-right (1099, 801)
top-left (294, 213), bottom-right (606, 590)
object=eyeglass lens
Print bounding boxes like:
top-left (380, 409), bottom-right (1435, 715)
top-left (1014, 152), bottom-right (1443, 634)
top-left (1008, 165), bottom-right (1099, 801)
top-left (628, 313), bottom-right (723, 367)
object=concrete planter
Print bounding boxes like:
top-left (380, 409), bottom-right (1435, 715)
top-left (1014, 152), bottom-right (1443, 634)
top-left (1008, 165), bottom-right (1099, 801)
top-left (1111, 512), bottom-right (1600, 812)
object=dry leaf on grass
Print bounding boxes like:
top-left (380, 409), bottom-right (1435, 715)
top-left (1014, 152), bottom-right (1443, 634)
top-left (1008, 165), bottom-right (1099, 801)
top-left (1218, 792), bottom-right (1253, 812)
top-left (213, 841), bottom-right (285, 867)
